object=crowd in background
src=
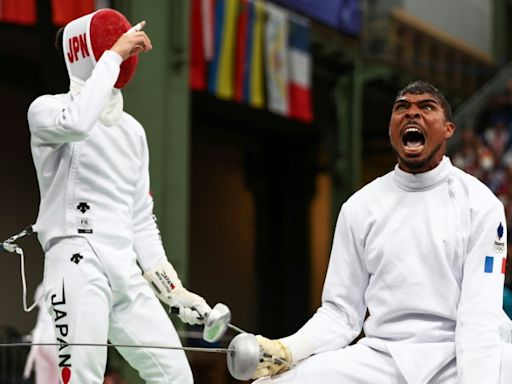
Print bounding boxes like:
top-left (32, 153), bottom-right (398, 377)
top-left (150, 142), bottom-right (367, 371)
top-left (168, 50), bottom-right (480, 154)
top-left (451, 80), bottom-right (512, 316)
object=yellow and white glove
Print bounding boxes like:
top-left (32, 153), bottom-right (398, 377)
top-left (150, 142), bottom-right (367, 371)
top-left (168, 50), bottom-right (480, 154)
top-left (251, 335), bottom-right (292, 379)
top-left (143, 260), bottom-right (212, 325)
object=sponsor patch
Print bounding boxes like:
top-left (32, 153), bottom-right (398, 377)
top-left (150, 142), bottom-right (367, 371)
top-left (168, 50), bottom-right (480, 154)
top-left (76, 201), bottom-right (90, 214)
top-left (77, 217), bottom-right (93, 234)
top-left (70, 253), bottom-right (83, 264)
top-left (493, 222), bottom-right (506, 253)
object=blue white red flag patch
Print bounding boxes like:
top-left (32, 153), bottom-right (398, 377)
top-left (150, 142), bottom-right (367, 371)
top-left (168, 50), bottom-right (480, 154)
top-left (484, 255), bottom-right (506, 274)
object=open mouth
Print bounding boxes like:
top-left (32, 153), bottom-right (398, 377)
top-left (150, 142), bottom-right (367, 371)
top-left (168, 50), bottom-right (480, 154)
top-left (402, 127), bottom-right (425, 152)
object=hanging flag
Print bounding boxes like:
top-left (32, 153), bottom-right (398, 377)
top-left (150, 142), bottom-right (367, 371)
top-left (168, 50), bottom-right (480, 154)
top-left (51, 0), bottom-right (96, 26)
top-left (244, 0), bottom-right (265, 109)
top-left (208, 0), bottom-right (238, 100)
top-left (95, 0), bottom-right (111, 10)
top-left (201, 0), bottom-right (214, 62)
top-left (0, 0), bottom-right (37, 25)
top-left (189, 0), bottom-right (206, 90)
top-left (264, 3), bottom-right (289, 117)
top-left (288, 17), bottom-right (313, 123)
top-left (233, 0), bottom-right (249, 102)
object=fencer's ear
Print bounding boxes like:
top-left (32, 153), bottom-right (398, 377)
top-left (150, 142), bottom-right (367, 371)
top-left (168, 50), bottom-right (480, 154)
top-left (444, 121), bottom-right (455, 139)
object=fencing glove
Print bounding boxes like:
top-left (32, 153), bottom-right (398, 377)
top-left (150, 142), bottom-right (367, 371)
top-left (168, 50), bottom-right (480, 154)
top-left (143, 260), bottom-right (212, 325)
top-left (251, 335), bottom-right (292, 379)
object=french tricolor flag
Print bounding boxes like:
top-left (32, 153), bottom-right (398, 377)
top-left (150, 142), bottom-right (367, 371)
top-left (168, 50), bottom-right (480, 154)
top-left (288, 17), bottom-right (313, 123)
top-left (484, 256), bottom-right (506, 274)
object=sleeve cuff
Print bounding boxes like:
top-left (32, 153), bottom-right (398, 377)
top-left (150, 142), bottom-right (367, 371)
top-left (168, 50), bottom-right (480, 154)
top-left (102, 50), bottom-right (124, 66)
top-left (280, 333), bottom-right (315, 364)
top-left (136, 243), bottom-right (167, 272)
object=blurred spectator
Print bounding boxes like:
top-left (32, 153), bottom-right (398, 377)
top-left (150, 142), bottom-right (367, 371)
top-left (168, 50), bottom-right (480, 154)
top-left (483, 119), bottom-right (510, 160)
top-left (104, 367), bottom-right (128, 384)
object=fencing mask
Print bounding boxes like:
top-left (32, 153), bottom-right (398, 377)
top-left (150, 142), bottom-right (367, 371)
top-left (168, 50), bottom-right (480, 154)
top-left (62, 8), bottom-right (138, 89)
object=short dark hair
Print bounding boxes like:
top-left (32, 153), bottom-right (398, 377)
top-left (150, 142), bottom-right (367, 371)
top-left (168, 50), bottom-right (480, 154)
top-left (54, 27), bottom-right (64, 57)
top-left (395, 80), bottom-right (453, 122)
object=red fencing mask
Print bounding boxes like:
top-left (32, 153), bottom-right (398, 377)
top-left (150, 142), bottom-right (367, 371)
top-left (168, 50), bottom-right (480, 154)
top-left (63, 9), bottom-right (138, 89)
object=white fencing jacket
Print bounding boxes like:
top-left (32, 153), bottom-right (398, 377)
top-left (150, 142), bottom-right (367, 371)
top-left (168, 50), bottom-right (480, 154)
top-left (283, 157), bottom-right (508, 384)
top-left (28, 50), bottom-right (165, 278)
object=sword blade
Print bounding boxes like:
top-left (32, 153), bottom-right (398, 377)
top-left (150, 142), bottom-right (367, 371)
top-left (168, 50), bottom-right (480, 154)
top-left (227, 323), bottom-right (247, 334)
top-left (0, 342), bottom-right (233, 354)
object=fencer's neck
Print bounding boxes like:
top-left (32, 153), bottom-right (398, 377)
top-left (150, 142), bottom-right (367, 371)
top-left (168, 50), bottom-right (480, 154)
top-left (393, 156), bottom-right (452, 191)
top-left (69, 79), bottom-right (123, 126)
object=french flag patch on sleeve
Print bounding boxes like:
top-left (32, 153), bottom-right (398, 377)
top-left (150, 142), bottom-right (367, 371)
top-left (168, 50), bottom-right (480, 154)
top-left (484, 256), bottom-right (507, 274)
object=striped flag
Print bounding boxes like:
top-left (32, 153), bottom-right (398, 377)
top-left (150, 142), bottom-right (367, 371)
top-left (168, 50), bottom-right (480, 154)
top-left (190, 0), bottom-right (216, 90)
top-left (201, 0), bottom-right (214, 62)
top-left (0, 0), bottom-right (37, 25)
top-left (233, 0), bottom-right (249, 102)
top-left (288, 17), bottom-right (313, 122)
top-left (265, 3), bottom-right (289, 116)
top-left (244, 0), bottom-right (265, 108)
top-left (208, 0), bottom-right (238, 100)
top-left (189, 0), bottom-right (206, 90)
top-left (51, 0), bottom-right (100, 26)
top-left (233, 0), bottom-right (266, 108)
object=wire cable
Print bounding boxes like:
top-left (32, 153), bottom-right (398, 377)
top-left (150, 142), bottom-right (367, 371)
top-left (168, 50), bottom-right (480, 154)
top-left (1, 226), bottom-right (38, 312)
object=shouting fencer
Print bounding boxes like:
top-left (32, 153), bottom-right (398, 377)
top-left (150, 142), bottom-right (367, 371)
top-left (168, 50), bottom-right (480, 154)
top-left (27, 9), bottom-right (211, 384)
top-left (251, 81), bottom-right (511, 383)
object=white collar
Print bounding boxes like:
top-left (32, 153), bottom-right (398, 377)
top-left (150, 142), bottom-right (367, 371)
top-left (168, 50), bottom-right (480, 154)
top-left (393, 156), bottom-right (452, 191)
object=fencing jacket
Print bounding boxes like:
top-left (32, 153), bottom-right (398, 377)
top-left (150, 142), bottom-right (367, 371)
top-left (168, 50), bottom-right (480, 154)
top-left (283, 157), bottom-right (507, 384)
top-left (27, 50), bottom-right (166, 279)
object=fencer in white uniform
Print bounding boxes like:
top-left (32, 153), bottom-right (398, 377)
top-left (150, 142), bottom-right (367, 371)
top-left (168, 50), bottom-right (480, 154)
top-left (28, 9), bottom-right (210, 384)
top-left (251, 81), bottom-right (511, 384)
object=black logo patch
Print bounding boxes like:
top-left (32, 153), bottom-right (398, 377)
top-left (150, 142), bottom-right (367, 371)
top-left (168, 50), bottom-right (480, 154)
top-left (76, 202), bottom-right (90, 214)
top-left (70, 253), bottom-right (83, 264)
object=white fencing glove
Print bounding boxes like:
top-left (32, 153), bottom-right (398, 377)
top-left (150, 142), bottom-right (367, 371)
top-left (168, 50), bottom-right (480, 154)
top-left (251, 335), bottom-right (292, 379)
top-left (170, 287), bottom-right (212, 325)
top-left (143, 260), bottom-right (212, 325)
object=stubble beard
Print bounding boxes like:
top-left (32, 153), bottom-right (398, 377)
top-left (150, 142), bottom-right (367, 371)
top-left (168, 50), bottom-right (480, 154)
top-left (391, 141), bottom-right (444, 173)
